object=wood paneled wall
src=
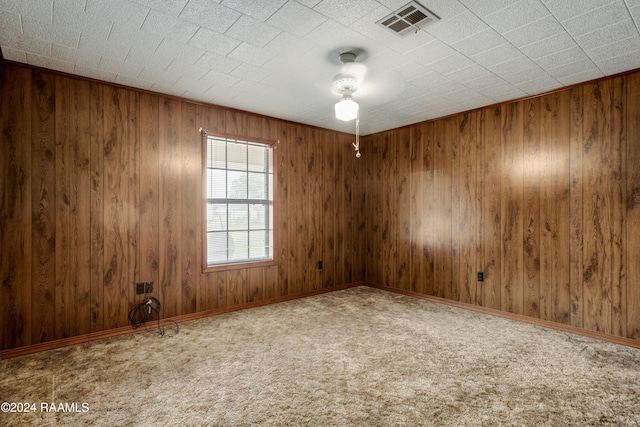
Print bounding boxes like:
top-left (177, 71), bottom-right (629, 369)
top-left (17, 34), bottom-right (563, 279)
top-left (361, 70), bottom-right (640, 340)
top-left (3, 61), bottom-right (640, 351)
top-left (0, 62), bottom-right (363, 351)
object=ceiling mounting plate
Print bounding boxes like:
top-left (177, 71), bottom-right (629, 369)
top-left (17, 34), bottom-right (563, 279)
top-left (376, 1), bottom-right (440, 37)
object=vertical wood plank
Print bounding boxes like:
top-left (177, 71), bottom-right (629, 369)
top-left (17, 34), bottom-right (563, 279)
top-left (382, 131), bottom-right (397, 288)
top-left (396, 127), bottom-right (411, 291)
top-left (68, 78), bottom-right (92, 336)
top-left (375, 133), bottom-right (384, 286)
top-left (181, 102), bottom-right (198, 314)
top-left (89, 82), bottom-right (104, 333)
top-left (127, 91), bottom-right (139, 320)
top-left (359, 135), bottom-right (379, 283)
top-left (359, 133), bottom-right (371, 284)
top-left (450, 115), bottom-right (460, 301)
top-left (582, 80), bottom-right (613, 334)
top-left (200, 104), bottom-right (221, 134)
top-left (445, 117), bottom-right (459, 300)
top-left (435, 118), bottom-right (453, 299)
top-left (285, 123), bottom-right (299, 294)
top-left (264, 265), bottom-right (278, 300)
top-left (248, 268), bottom-right (264, 303)
top-left (335, 133), bottom-right (348, 288)
top-left (458, 113), bottom-right (471, 304)
top-left (286, 124), bottom-right (305, 294)
top-left (297, 125), bottom-right (310, 293)
top-left (458, 112), bottom-right (481, 305)
top-left (554, 91), bottom-right (572, 325)
top-left (54, 75), bottom-right (70, 340)
top-left (31, 70), bottom-right (56, 344)
top-left (194, 105), bottom-right (210, 311)
top-left (343, 132), bottom-right (357, 285)
top-left (569, 85), bottom-right (584, 329)
top-left (370, 132), bottom-right (383, 285)
top-left (501, 102), bottom-right (524, 315)
top-left (0, 66), bottom-right (33, 350)
top-left (322, 130), bottom-right (337, 290)
top-left (472, 112), bottom-right (483, 306)
top-left (262, 117), bottom-right (279, 299)
top-left (481, 106), bottom-right (502, 310)
top-left (215, 272), bottom-right (227, 309)
top-left (159, 98), bottom-right (182, 318)
top-left (139, 93), bottom-right (160, 305)
top-left (422, 123), bottom-right (436, 296)
top-left (224, 109), bottom-right (246, 137)
top-left (627, 73), bottom-right (640, 338)
top-left (523, 98), bottom-right (541, 318)
top-left (102, 86), bottom-right (130, 329)
top-left (275, 121), bottom-right (290, 298)
top-left (409, 123), bottom-right (425, 294)
top-left (540, 92), bottom-right (571, 324)
top-left (307, 127), bottom-right (322, 291)
top-left (227, 269), bottom-right (246, 306)
top-left (352, 130), bottom-right (367, 283)
top-left (610, 77), bottom-right (626, 338)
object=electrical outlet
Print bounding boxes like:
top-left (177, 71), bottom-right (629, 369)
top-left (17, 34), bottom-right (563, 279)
top-left (317, 261), bottom-right (323, 270)
top-left (145, 282), bottom-right (153, 293)
top-left (477, 272), bottom-right (484, 282)
top-left (136, 282), bottom-right (144, 295)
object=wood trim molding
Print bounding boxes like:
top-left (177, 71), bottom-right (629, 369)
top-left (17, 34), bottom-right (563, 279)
top-left (364, 283), bottom-right (640, 350)
top-left (0, 283), bottom-right (359, 360)
top-left (3, 281), bottom-right (638, 359)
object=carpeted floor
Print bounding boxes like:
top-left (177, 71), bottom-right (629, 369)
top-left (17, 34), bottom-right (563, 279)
top-left (2, 286), bottom-right (640, 426)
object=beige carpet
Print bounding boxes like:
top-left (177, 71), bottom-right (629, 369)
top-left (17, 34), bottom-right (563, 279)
top-left (2, 286), bottom-right (640, 426)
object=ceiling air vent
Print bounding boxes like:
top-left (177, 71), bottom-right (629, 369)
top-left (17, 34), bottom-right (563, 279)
top-left (376, 1), bottom-right (439, 37)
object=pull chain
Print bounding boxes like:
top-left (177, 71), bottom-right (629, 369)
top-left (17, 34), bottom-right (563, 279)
top-left (352, 111), bottom-right (361, 158)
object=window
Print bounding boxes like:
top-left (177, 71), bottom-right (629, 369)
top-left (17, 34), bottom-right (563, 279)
top-left (203, 131), bottom-right (275, 271)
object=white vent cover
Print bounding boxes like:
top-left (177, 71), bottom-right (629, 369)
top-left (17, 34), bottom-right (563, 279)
top-left (376, 1), bottom-right (439, 37)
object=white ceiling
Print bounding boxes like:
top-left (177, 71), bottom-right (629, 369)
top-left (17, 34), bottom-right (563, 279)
top-left (1, 0), bottom-right (640, 135)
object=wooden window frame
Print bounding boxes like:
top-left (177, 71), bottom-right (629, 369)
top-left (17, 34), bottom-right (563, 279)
top-left (201, 129), bottom-right (277, 273)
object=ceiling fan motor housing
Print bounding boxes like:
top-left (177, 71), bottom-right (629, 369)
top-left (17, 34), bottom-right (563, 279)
top-left (333, 74), bottom-right (359, 94)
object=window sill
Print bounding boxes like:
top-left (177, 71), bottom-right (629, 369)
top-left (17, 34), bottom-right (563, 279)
top-left (203, 258), bottom-right (276, 273)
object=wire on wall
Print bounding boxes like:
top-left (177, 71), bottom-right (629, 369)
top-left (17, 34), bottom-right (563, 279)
top-left (128, 297), bottom-right (179, 337)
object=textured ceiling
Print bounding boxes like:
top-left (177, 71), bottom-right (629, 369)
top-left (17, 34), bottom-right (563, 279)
top-left (1, 0), bottom-right (639, 135)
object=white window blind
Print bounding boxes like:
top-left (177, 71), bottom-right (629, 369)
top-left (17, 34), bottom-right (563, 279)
top-left (205, 135), bottom-right (273, 267)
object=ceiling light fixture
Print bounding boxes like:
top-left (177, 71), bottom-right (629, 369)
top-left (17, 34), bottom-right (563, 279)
top-left (334, 95), bottom-right (359, 121)
top-left (332, 51), bottom-right (364, 158)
